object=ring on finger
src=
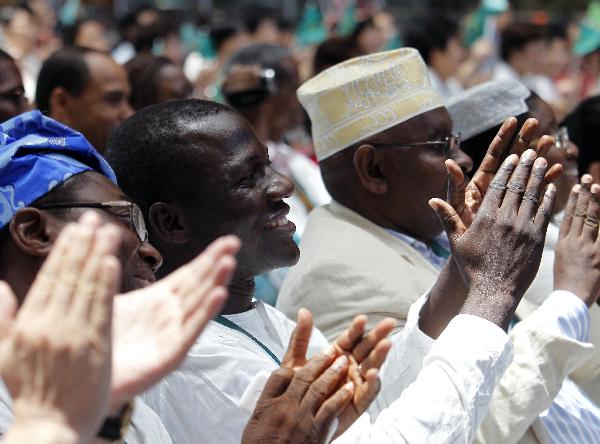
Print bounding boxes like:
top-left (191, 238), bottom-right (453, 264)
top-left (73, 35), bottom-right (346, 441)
top-left (506, 182), bottom-right (526, 194)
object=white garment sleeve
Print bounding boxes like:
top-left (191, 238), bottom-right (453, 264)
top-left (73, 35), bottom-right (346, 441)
top-left (334, 314), bottom-right (513, 444)
top-left (474, 290), bottom-right (596, 444)
top-left (369, 293), bottom-right (434, 416)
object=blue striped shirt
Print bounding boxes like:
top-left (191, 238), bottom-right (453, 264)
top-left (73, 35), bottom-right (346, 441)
top-left (538, 291), bottom-right (600, 444)
top-left (387, 229), bottom-right (600, 444)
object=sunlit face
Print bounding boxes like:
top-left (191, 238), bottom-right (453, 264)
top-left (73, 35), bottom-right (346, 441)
top-left (168, 111), bottom-right (299, 279)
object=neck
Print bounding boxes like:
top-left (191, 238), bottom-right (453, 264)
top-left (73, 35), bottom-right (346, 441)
top-left (220, 276), bottom-right (256, 315)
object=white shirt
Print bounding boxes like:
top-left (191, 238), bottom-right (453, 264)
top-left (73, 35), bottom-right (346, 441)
top-left (428, 68), bottom-right (464, 101)
top-left (0, 380), bottom-right (171, 443)
top-left (143, 297), bottom-right (513, 444)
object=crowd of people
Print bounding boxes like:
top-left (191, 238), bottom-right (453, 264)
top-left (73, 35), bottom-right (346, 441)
top-left (2, 0), bottom-right (600, 443)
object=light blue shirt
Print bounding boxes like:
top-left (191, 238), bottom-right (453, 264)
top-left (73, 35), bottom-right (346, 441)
top-left (538, 291), bottom-right (600, 444)
top-left (384, 230), bottom-right (450, 271)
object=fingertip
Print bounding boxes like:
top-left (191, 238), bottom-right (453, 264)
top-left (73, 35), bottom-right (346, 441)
top-left (428, 198), bottom-right (441, 211)
top-left (573, 184), bottom-right (581, 193)
top-left (546, 183), bottom-right (557, 194)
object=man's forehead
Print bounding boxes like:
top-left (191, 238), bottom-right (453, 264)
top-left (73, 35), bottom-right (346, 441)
top-left (185, 113), bottom-right (264, 164)
top-left (84, 53), bottom-right (129, 90)
top-left (68, 171), bottom-right (130, 202)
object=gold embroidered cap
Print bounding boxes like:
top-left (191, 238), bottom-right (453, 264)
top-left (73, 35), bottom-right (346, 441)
top-left (298, 48), bottom-right (444, 161)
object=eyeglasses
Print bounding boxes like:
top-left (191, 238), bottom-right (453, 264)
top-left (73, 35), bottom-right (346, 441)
top-left (36, 200), bottom-right (148, 243)
top-left (529, 126), bottom-right (570, 151)
top-left (371, 134), bottom-right (461, 156)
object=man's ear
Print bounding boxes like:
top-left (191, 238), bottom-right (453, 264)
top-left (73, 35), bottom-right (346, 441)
top-left (353, 144), bottom-right (388, 195)
top-left (148, 202), bottom-right (191, 244)
top-left (48, 86), bottom-right (72, 118)
top-left (9, 208), bottom-right (55, 257)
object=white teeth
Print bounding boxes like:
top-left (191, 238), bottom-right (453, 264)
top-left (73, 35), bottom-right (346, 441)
top-left (266, 216), bottom-right (289, 229)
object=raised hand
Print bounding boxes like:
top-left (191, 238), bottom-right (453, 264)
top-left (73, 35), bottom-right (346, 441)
top-left (109, 235), bottom-right (240, 408)
top-left (446, 117), bottom-right (560, 227)
top-left (242, 350), bottom-right (355, 444)
top-left (554, 175), bottom-right (600, 306)
top-left (430, 149), bottom-right (557, 330)
top-left (0, 212), bottom-right (122, 444)
top-left (281, 311), bottom-right (395, 437)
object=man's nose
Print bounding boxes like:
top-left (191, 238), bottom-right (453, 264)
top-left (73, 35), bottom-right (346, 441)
top-left (139, 241), bottom-right (163, 273)
top-left (266, 169), bottom-right (295, 202)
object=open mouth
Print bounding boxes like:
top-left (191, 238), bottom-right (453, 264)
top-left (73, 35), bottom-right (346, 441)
top-left (265, 204), bottom-right (296, 233)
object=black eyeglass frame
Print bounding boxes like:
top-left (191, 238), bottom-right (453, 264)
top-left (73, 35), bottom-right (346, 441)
top-left (35, 200), bottom-right (148, 243)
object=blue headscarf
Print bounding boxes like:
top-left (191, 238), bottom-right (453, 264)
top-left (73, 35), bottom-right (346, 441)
top-left (0, 110), bottom-right (117, 230)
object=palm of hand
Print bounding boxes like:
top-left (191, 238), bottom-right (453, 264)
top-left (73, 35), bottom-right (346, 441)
top-left (111, 284), bottom-right (189, 405)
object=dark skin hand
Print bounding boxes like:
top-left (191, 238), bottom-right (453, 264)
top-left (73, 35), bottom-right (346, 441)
top-left (241, 350), bottom-right (354, 444)
top-left (554, 175), bottom-right (600, 307)
top-left (430, 149), bottom-right (557, 331)
top-left (420, 117), bottom-right (562, 337)
top-left (275, 309), bottom-right (395, 439)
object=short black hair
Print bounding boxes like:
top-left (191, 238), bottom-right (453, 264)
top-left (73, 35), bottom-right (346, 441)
top-left (563, 95), bottom-right (600, 176)
top-left (125, 54), bottom-right (174, 110)
top-left (35, 47), bottom-right (98, 114)
top-left (224, 43), bottom-right (293, 86)
top-left (500, 23), bottom-right (548, 61)
top-left (104, 99), bottom-right (234, 217)
top-left (403, 15), bottom-right (460, 64)
top-left (313, 37), bottom-right (357, 75)
top-left (209, 23), bottom-right (243, 52)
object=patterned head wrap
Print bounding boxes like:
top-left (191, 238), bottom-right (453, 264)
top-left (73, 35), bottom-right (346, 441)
top-left (0, 110), bottom-right (117, 229)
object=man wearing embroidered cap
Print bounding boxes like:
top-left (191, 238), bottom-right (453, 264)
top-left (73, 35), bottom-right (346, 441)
top-left (277, 48), bottom-right (473, 339)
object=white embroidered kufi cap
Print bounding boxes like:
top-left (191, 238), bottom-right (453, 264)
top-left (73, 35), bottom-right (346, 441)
top-left (297, 48), bottom-right (445, 161)
top-left (447, 79), bottom-right (531, 141)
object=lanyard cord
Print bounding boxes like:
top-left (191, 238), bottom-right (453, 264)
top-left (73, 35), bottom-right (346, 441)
top-left (215, 315), bottom-right (282, 366)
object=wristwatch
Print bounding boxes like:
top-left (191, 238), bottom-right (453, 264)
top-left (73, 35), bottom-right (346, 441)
top-left (97, 400), bottom-right (134, 442)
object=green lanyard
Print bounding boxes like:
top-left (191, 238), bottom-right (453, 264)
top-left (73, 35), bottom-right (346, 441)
top-left (215, 315), bottom-right (282, 366)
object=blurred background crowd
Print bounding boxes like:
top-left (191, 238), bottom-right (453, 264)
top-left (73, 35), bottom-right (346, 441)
top-left (4, 0), bottom-right (600, 244)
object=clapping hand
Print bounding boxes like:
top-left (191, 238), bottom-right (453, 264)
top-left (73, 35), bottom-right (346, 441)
top-left (0, 212), bottom-right (121, 444)
top-left (554, 175), bottom-right (600, 306)
top-left (446, 117), bottom-right (561, 227)
top-left (109, 235), bottom-right (240, 408)
top-left (430, 149), bottom-right (557, 330)
top-left (281, 310), bottom-right (395, 438)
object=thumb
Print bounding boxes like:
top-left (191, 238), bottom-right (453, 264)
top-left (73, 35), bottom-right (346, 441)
top-left (0, 282), bottom-right (17, 338)
top-left (446, 159), bottom-right (466, 214)
top-left (282, 308), bottom-right (313, 369)
top-left (429, 198), bottom-right (467, 246)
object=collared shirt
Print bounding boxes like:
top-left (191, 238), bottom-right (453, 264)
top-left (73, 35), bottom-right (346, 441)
top-left (537, 291), bottom-right (600, 444)
top-left (384, 229), bottom-right (450, 271)
top-left (142, 296), bottom-right (513, 444)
